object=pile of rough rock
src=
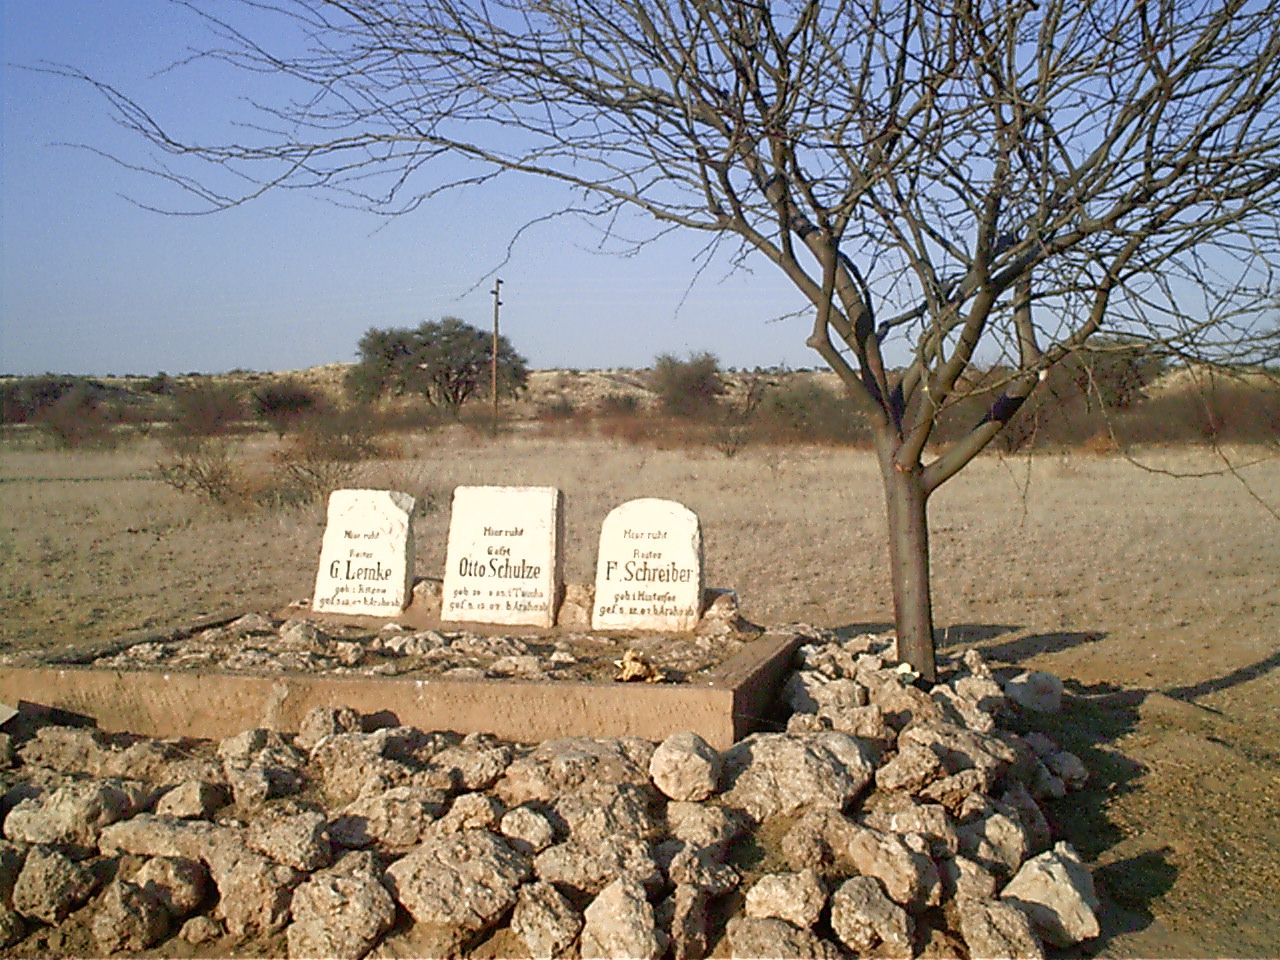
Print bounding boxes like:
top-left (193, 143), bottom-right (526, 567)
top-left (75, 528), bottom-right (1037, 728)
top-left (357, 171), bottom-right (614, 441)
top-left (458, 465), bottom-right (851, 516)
top-left (82, 603), bottom-right (749, 683)
top-left (0, 629), bottom-right (1098, 958)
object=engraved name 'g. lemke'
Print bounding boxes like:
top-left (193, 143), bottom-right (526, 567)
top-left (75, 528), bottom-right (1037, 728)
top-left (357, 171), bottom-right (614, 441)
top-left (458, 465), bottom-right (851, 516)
top-left (328, 559), bottom-right (394, 581)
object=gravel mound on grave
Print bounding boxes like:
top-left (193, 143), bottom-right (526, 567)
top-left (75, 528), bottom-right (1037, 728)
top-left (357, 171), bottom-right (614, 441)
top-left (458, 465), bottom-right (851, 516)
top-left (0, 627), bottom-right (1099, 959)
top-left (74, 591), bottom-right (757, 684)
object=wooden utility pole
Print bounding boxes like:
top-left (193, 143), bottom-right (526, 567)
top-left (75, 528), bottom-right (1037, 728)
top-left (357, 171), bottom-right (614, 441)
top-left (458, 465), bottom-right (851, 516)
top-left (490, 278), bottom-right (503, 434)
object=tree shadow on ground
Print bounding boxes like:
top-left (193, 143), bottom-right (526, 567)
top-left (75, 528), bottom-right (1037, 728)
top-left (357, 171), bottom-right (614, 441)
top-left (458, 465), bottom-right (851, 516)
top-left (978, 629), bottom-right (1107, 663)
top-left (1166, 648), bottom-right (1280, 701)
top-left (831, 622), bottom-right (893, 639)
top-left (1017, 680), bottom-right (1175, 957)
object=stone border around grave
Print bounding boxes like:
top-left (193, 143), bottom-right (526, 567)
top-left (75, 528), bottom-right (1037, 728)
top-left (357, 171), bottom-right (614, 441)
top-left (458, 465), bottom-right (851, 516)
top-left (0, 631), bottom-right (800, 751)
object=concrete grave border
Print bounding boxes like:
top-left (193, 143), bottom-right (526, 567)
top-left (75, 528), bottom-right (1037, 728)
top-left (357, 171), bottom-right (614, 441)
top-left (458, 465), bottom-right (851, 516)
top-left (0, 626), bottom-right (799, 751)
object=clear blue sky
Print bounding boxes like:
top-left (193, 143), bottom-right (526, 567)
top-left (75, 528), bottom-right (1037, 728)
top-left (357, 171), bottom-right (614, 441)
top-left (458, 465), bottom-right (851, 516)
top-left (1, 0), bottom-right (827, 376)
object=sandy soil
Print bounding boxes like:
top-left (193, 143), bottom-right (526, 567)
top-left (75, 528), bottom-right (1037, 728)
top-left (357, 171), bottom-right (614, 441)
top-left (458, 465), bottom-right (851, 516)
top-left (1, 430), bottom-right (1278, 957)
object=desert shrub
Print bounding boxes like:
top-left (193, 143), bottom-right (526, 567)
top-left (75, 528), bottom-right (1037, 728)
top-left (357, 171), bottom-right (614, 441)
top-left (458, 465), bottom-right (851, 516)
top-left (268, 446), bottom-right (362, 507)
top-left (169, 380), bottom-right (244, 437)
top-left (712, 374), bottom-right (768, 457)
top-left (290, 407), bottom-right (393, 461)
top-left (598, 392), bottom-right (641, 415)
top-left (34, 384), bottom-right (119, 448)
top-left (252, 378), bottom-right (324, 436)
top-left (140, 372), bottom-right (174, 396)
top-left (1, 375), bottom-right (115, 425)
top-left (1114, 376), bottom-right (1280, 445)
top-left (538, 395), bottom-right (578, 421)
top-left (1066, 339), bottom-right (1168, 410)
top-left (650, 352), bottom-right (724, 418)
top-left (155, 438), bottom-right (251, 507)
top-left (757, 378), bottom-right (871, 444)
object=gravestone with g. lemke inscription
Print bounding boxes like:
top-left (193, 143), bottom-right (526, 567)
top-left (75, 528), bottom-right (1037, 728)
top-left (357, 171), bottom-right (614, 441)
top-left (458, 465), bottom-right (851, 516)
top-left (592, 498), bottom-right (704, 631)
top-left (312, 489), bottom-right (416, 616)
top-left (441, 486), bottom-right (563, 628)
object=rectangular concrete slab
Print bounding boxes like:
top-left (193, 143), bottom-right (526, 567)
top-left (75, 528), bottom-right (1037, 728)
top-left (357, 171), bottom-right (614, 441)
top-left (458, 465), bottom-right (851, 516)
top-left (0, 634), bottom-right (800, 749)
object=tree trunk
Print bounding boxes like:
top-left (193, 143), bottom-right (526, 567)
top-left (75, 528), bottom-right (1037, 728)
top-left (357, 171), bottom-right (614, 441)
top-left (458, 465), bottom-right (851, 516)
top-left (878, 446), bottom-right (937, 683)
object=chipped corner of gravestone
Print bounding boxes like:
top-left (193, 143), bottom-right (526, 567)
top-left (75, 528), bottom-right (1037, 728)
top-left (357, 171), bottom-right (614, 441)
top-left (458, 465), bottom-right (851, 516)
top-left (311, 489), bottom-right (416, 618)
top-left (591, 497), bottom-right (704, 633)
top-left (440, 486), bottom-right (563, 629)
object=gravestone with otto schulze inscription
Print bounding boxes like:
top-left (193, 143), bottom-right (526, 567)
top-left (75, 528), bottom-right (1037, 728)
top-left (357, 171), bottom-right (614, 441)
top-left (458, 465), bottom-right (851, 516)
top-left (312, 489), bottom-right (416, 616)
top-left (592, 497), bottom-right (704, 631)
top-left (441, 486), bottom-right (563, 628)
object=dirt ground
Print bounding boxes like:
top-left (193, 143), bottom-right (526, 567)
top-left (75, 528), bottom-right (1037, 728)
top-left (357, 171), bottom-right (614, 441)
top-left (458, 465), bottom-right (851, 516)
top-left (1, 430), bottom-right (1278, 957)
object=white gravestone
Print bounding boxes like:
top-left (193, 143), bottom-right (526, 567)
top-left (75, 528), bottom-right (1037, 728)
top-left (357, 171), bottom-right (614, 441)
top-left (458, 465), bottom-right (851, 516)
top-left (312, 489), bottom-right (416, 616)
top-left (441, 486), bottom-right (563, 628)
top-left (592, 498), bottom-right (704, 631)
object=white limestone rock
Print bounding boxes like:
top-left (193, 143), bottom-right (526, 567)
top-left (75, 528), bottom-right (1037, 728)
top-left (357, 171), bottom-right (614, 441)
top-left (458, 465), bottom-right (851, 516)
top-left (720, 732), bottom-right (875, 822)
top-left (1046, 750), bottom-right (1089, 791)
top-left (1001, 842), bottom-right (1101, 947)
top-left (91, 880), bottom-right (169, 953)
top-left (3, 778), bottom-right (152, 848)
top-left (295, 705), bottom-right (362, 752)
top-left (329, 785), bottom-right (447, 849)
top-left (534, 835), bottom-right (662, 898)
top-left (726, 916), bottom-right (841, 959)
top-left (829, 875), bottom-right (913, 957)
top-left (511, 880), bottom-right (584, 959)
top-left (781, 809), bottom-right (940, 911)
top-left (155, 780), bottom-right (229, 820)
top-left (500, 805), bottom-right (557, 855)
top-left (12, 846), bottom-right (99, 924)
top-left (664, 801), bottom-right (743, 857)
top-left (552, 781), bottom-right (660, 844)
top-left (958, 804), bottom-right (1031, 878)
top-left (649, 732), bottom-right (722, 802)
top-left (958, 896), bottom-right (1046, 960)
top-left (580, 877), bottom-right (667, 960)
top-left (875, 741), bottom-right (944, 793)
top-left (1003, 671), bottom-right (1064, 714)
top-left (247, 808), bottom-right (332, 872)
top-left (744, 869), bottom-right (826, 929)
top-left (131, 855), bottom-right (209, 918)
top-left (286, 851), bottom-right (396, 960)
top-left (384, 829), bottom-right (530, 938)
top-left (496, 737), bottom-right (655, 806)
top-left (206, 844), bottom-right (302, 940)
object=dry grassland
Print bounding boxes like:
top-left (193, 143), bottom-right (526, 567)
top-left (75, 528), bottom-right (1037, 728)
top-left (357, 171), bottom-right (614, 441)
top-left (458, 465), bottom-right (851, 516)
top-left (1, 430), bottom-right (1278, 957)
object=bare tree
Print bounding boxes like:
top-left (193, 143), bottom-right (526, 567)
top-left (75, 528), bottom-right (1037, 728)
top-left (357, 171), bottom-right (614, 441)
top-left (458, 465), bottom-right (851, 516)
top-left (60, 0), bottom-right (1280, 679)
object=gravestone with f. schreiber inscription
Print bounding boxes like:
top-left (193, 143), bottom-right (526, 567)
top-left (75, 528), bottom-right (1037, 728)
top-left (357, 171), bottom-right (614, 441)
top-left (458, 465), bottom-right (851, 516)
top-left (312, 489), bottom-right (416, 616)
top-left (440, 486), bottom-right (563, 628)
top-left (592, 498), bottom-right (704, 631)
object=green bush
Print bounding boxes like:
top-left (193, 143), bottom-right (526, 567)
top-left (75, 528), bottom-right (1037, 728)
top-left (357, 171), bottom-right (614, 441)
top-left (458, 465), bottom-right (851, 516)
top-left (757, 378), bottom-right (870, 444)
top-left (650, 352), bottom-right (724, 418)
top-left (1, 375), bottom-right (111, 425)
top-left (169, 380), bottom-right (244, 437)
top-left (598, 392), bottom-right (641, 415)
top-left (346, 317), bottom-right (529, 415)
top-left (1064, 338), bottom-right (1168, 410)
top-left (35, 385), bottom-right (119, 448)
top-left (252, 378), bottom-right (324, 436)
